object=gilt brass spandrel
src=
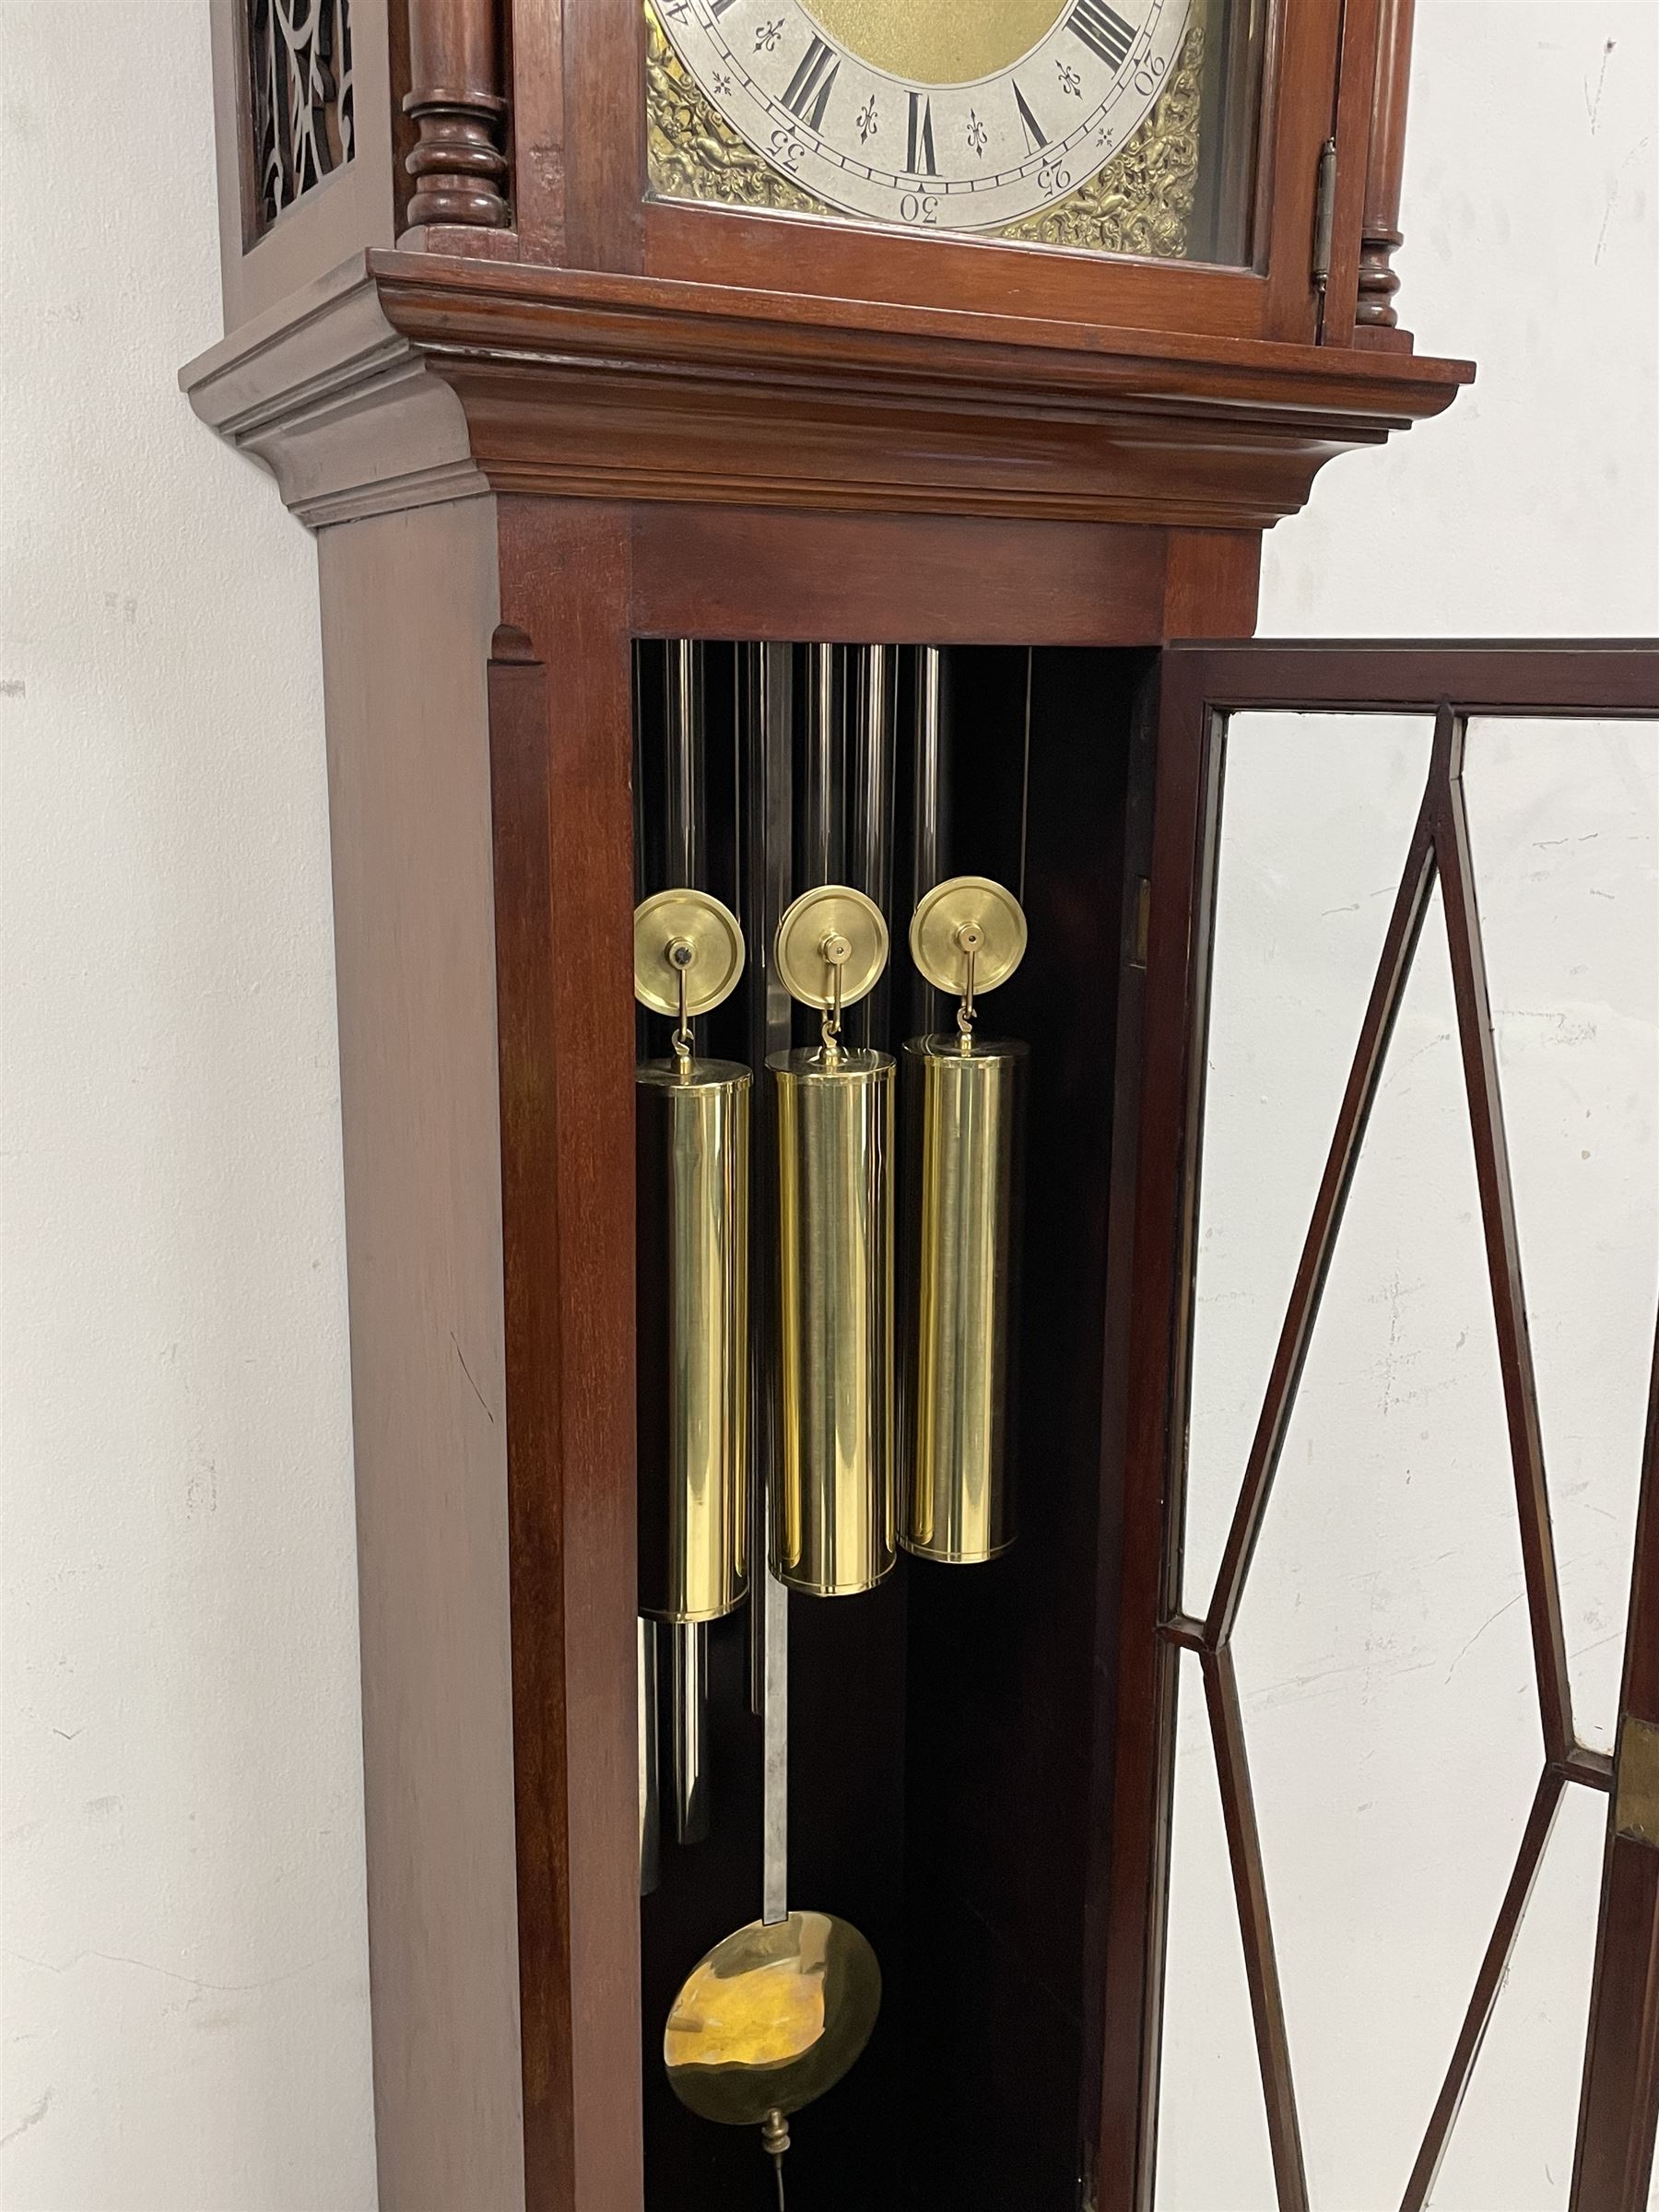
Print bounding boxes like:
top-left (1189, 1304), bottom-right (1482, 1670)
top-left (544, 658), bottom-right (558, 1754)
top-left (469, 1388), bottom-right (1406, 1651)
top-left (999, 18), bottom-right (1205, 258)
top-left (1616, 1714), bottom-right (1659, 1847)
top-left (646, 5), bottom-right (831, 218)
top-left (636, 1058), bottom-right (751, 1623)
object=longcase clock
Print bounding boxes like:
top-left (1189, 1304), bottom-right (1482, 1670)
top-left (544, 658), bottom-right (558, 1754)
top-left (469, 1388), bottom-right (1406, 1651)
top-left (184, 0), bottom-right (1659, 2204)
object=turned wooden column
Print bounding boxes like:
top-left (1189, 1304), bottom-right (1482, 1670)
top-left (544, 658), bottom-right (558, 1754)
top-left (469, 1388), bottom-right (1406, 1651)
top-left (404, 0), bottom-right (511, 229)
top-left (1357, 0), bottom-right (1415, 341)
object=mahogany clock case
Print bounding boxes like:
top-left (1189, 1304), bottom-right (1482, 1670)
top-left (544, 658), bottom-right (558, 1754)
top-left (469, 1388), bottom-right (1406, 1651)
top-left (181, 0), bottom-right (1517, 2203)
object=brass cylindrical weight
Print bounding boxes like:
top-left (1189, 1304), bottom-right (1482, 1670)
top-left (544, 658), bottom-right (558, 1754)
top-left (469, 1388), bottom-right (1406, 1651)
top-left (770, 1047), bottom-right (896, 1596)
top-left (902, 1035), bottom-right (1027, 1564)
top-left (636, 1058), bottom-right (751, 1622)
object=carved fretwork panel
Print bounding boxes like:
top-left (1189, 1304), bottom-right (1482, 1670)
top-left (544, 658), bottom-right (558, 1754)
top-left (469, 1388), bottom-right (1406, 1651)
top-left (246, 0), bottom-right (355, 235)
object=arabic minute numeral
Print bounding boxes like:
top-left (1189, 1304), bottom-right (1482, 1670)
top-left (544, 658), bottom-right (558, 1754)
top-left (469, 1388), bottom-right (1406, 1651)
top-left (1038, 160), bottom-right (1072, 194)
top-left (769, 125), bottom-right (809, 172)
top-left (899, 192), bottom-right (939, 226)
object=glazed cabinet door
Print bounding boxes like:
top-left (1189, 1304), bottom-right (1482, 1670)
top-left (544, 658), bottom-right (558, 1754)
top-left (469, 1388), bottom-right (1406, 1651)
top-left (1095, 644), bottom-right (1659, 2211)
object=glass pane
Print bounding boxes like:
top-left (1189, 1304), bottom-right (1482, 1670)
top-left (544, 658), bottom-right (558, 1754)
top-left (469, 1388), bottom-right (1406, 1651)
top-left (1428, 1781), bottom-right (1604, 2211)
top-left (1155, 1653), bottom-right (1277, 2212)
top-left (1230, 884), bottom-right (1540, 2208)
top-left (1465, 719), bottom-right (1659, 1752)
top-left (1183, 713), bottom-right (1434, 1618)
top-left (644, 0), bottom-right (1265, 265)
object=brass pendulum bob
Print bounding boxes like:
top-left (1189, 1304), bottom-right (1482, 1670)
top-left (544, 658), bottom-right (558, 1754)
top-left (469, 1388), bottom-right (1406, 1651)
top-left (665, 885), bottom-right (888, 2201)
top-left (903, 876), bottom-right (1029, 1565)
top-left (664, 1910), bottom-right (882, 2206)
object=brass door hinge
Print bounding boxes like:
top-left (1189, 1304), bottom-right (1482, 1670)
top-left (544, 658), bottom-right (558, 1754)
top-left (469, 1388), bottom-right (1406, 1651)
top-left (1129, 876), bottom-right (1151, 969)
top-left (1616, 1714), bottom-right (1659, 1845)
top-left (1312, 135), bottom-right (1337, 291)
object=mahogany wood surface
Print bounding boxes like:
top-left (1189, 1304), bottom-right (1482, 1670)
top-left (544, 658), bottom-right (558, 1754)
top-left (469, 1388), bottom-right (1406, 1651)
top-left (316, 498), bottom-right (528, 2211)
top-left (1403, 1770), bottom-right (1565, 2211)
top-left (183, 250), bottom-right (1470, 540)
top-left (493, 0), bottom-right (1346, 348)
top-left (1574, 1319), bottom-right (1659, 2208)
top-left (1204, 1648), bottom-right (1309, 2210)
top-left (402, 0), bottom-right (510, 227)
top-left (1357, 0), bottom-right (1418, 340)
top-left (1438, 712), bottom-right (1575, 1763)
top-left (1319, 0), bottom-right (1382, 345)
top-left (495, 501), bottom-right (646, 2212)
top-left (212, 0), bottom-right (1412, 360)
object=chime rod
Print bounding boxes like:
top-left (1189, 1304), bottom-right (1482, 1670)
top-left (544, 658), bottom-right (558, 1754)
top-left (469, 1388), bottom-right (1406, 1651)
top-left (912, 646), bottom-right (944, 897)
top-left (743, 642), bottom-right (795, 1925)
top-left (638, 1618), bottom-right (661, 1896)
top-left (851, 647), bottom-right (894, 1048)
top-left (665, 638), bottom-right (712, 1848)
top-left (666, 639), bottom-right (703, 887)
top-left (803, 644), bottom-right (843, 888)
top-left (912, 646), bottom-right (947, 1038)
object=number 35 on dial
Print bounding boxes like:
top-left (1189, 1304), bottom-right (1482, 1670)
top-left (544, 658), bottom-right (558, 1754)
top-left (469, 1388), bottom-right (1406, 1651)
top-left (654, 0), bottom-right (1190, 231)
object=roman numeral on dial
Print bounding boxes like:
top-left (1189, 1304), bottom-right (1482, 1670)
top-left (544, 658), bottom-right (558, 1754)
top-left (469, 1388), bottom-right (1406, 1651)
top-left (782, 35), bottom-right (840, 130)
top-left (906, 91), bottom-right (936, 175)
top-left (1068, 0), bottom-right (1135, 70)
top-left (1012, 80), bottom-right (1048, 155)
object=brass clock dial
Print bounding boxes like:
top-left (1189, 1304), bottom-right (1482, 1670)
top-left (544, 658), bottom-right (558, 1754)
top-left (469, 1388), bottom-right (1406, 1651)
top-left (653, 0), bottom-right (1193, 235)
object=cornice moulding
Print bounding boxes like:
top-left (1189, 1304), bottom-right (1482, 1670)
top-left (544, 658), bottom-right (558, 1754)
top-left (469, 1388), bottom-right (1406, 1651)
top-left (182, 250), bottom-right (1474, 531)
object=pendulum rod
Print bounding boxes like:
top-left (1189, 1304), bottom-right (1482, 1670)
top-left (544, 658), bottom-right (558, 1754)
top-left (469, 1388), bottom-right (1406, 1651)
top-left (743, 643), bottom-right (795, 1924)
top-left (664, 638), bottom-right (712, 1848)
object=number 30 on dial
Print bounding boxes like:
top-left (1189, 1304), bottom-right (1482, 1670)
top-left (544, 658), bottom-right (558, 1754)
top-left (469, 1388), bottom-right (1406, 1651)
top-left (655, 0), bottom-right (1190, 232)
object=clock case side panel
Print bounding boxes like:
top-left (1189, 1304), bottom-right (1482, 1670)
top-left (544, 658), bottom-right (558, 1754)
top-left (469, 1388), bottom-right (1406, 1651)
top-left (556, 0), bottom-right (1373, 347)
top-left (316, 496), bottom-right (528, 2211)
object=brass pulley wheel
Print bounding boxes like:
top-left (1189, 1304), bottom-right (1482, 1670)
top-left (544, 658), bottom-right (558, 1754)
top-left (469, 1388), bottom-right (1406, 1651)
top-left (633, 888), bottom-right (747, 1018)
top-left (909, 875), bottom-right (1028, 998)
top-left (774, 886), bottom-right (889, 1012)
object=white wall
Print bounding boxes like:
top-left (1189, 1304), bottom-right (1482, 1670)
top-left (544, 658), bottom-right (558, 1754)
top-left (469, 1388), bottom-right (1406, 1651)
top-left (1, 5), bottom-right (376, 2208)
top-left (0, 3), bottom-right (1653, 2208)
